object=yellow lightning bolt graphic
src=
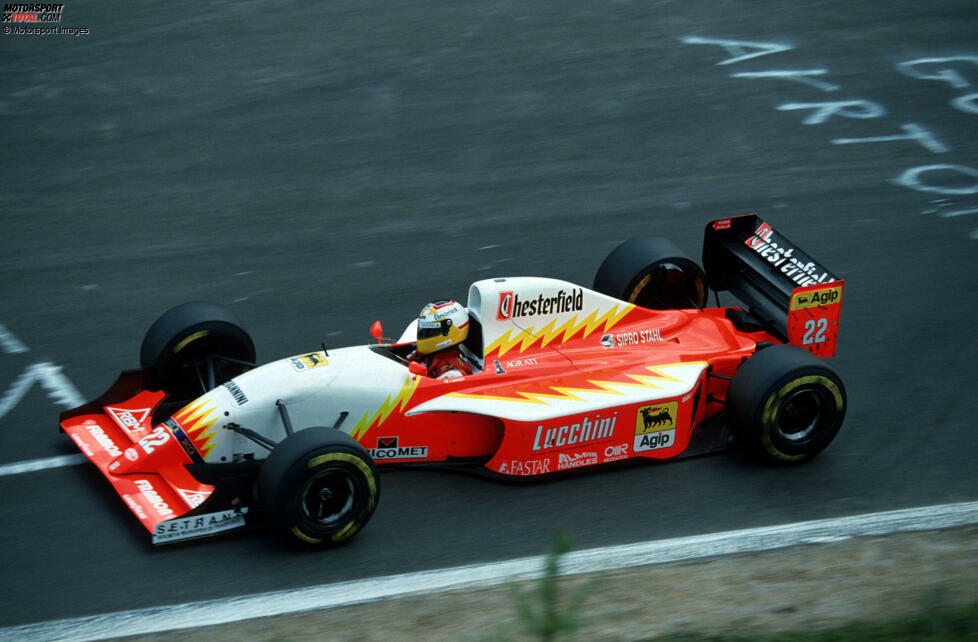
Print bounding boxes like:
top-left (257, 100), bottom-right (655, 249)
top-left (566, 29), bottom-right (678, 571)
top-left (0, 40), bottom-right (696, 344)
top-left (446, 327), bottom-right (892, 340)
top-left (446, 362), bottom-right (705, 405)
top-left (351, 375), bottom-right (422, 439)
top-left (485, 303), bottom-right (634, 357)
top-left (173, 399), bottom-right (221, 458)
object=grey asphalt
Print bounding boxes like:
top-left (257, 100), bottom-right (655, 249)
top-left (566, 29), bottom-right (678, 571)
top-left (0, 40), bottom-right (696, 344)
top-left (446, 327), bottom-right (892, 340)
top-left (1, 0), bottom-right (977, 628)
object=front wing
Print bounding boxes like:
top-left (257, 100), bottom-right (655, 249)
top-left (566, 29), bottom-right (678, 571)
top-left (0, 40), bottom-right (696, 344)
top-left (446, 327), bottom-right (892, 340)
top-left (60, 373), bottom-right (250, 544)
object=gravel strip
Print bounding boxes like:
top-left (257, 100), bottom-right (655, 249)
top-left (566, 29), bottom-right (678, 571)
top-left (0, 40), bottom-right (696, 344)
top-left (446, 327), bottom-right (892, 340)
top-left (118, 526), bottom-right (978, 641)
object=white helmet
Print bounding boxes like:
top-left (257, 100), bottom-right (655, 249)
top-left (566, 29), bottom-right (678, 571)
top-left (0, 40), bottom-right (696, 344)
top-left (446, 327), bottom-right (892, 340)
top-left (416, 300), bottom-right (469, 355)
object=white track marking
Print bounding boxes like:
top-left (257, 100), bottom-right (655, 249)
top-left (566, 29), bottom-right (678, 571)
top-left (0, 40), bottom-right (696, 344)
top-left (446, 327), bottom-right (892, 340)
top-left (731, 69), bottom-right (840, 92)
top-left (833, 122), bottom-right (949, 154)
top-left (0, 323), bottom-right (28, 354)
top-left (939, 206), bottom-right (978, 218)
top-left (679, 36), bottom-right (792, 66)
top-left (4, 501), bottom-right (977, 642)
top-left (0, 362), bottom-right (84, 421)
top-left (0, 454), bottom-right (86, 477)
top-left (0, 361), bottom-right (87, 475)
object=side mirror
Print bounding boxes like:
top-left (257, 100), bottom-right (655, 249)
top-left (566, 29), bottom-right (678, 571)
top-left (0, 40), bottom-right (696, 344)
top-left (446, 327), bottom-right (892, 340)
top-left (408, 361), bottom-right (428, 377)
top-left (370, 321), bottom-right (384, 344)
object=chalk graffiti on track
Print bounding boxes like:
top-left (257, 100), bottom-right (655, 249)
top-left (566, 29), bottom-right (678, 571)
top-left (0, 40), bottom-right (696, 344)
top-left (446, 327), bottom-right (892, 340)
top-left (681, 37), bottom-right (978, 240)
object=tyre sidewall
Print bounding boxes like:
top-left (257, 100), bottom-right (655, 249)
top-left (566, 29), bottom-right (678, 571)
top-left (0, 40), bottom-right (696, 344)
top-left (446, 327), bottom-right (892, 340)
top-left (260, 429), bottom-right (379, 546)
top-left (755, 370), bottom-right (845, 462)
top-left (593, 237), bottom-right (707, 309)
top-left (729, 345), bottom-right (847, 463)
top-left (140, 302), bottom-right (255, 394)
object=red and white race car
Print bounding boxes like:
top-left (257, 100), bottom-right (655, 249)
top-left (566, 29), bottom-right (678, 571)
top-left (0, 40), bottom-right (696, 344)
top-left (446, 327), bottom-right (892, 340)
top-left (61, 215), bottom-right (846, 547)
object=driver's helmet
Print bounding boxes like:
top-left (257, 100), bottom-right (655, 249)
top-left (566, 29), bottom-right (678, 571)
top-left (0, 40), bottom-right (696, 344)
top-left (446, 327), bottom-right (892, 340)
top-left (416, 300), bottom-right (469, 355)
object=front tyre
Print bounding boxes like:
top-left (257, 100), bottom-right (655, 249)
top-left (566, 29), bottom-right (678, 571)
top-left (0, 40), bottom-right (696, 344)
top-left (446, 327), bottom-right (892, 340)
top-left (140, 301), bottom-right (255, 398)
top-left (727, 344), bottom-right (846, 464)
top-left (259, 428), bottom-right (380, 547)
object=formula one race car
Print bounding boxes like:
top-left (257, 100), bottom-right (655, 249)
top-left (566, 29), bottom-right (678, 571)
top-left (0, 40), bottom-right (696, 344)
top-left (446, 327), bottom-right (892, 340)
top-left (61, 215), bottom-right (846, 547)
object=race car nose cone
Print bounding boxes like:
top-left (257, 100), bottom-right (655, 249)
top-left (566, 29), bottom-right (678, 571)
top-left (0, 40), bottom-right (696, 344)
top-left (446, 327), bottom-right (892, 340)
top-left (108, 423), bottom-right (193, 475)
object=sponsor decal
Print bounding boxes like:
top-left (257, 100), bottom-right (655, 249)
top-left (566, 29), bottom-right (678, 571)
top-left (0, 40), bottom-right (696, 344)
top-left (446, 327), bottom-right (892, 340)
top-left (170, 399), bottom-right (221, 459)
top-left (600, 334), bottom-right (615, 348)
top-left (85, 423), bottom-right (122, 458)
top-left (177, 488), bottom-right (209, 509)
top-left (498, 459), bottom-right (551, 476)
top-left (557, 451), bottom-right (598, 470)
top-left (635, 429), bottom-right (675, 451)
top-left (713, 218), bottom-right (732, 230)
top-left (122, 493), bottom-right (147, 521)
top-left (366, 436), bottom-right (428, 460)
top-left (790, 285), bottom-right (843, 311)
top-left (152, 508), bottom-right (248, 544)
top-left (421, 303), bottom-right (459, 322)
top-left (496, 288), bottom-right (584, 321)
top-left (124, 447), bottom-right (138, 461)
top-left (745, 222), bottom-right (834, 288)
top-left (134, 478), bottom-right (174, 518)
top-left (291, 352), bottom-right (328, 371)
top-left (634, 401), bottom-right (678, 452)
top-left (604, 443), bottom-right (629, 462)
top-left (222, 380), bottom-right (248, 405)
top-left (165, 418), bottom-right (205, 464)
top-left (69, 431), bottom-right (94, 457)
top-left (105, 406), bottom-right (151, 430)
top-left (613, 329), bottom-right (662, 346)
top-left (532, 411), bottom-right (618, 452)
top-left (504, 357), bottom-right (538, 368)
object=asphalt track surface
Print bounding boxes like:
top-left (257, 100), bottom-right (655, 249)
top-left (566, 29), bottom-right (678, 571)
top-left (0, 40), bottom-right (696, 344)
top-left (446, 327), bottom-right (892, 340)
top-left (1, 0), bottom-right (977, 630)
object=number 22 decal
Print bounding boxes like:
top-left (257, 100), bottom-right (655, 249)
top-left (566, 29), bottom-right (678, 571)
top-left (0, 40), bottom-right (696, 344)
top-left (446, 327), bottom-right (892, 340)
top-left (802, 318), bottom-right (828, 345)
top-left (139, 426), bottom-right (171, 454)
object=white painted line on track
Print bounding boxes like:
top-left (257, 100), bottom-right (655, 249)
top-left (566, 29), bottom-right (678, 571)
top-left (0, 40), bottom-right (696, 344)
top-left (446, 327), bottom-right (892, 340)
top-left (0, 362), bottom-right (84, 421)
top-left (0, 357), bottom-right (88, 476)
top-left (0, 454), bottom-right (87, 477)
top-left (3, 501), bottom-right (977, 642)
top-left (940, 206), bottom-right (978, 218)
top-left (0, 323), bottom-right (29, 354)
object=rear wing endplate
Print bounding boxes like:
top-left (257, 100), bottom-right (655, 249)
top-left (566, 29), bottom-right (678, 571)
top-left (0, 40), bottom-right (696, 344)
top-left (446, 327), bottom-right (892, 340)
top-left (703, 215), bottom-right (844, 357)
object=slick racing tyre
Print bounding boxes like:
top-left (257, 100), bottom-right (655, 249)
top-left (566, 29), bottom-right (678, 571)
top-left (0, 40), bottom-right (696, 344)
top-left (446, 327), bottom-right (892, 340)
top-left (140, 301), bottom-right (255, 398)
top-left (259, 428), bottom-right (380, 547)
top-left (727, 344), bottom-right (846, 464)
top-left (593, 236), bottom-right (708, 309)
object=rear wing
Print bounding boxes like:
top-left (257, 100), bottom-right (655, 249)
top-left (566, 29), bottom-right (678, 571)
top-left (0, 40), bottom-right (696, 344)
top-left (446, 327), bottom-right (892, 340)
top-left (703, 215), bottom-right (844, 357)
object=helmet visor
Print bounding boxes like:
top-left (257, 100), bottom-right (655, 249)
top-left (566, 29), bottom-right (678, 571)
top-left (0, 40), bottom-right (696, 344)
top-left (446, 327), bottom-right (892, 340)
top-left (417, 319), bottom-right (449, 340)
top-left (417, 326), bottom-right (444, 339)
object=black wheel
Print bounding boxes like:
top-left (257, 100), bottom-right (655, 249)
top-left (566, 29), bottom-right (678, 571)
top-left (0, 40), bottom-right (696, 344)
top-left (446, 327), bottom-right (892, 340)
top-left (140, 301), bottom-right (255, 398)
top-left (727, 344), bottom-right (846, 464)
top-left (593, 237), bottom-right (708, 309)
top-left (259, 428), bottom-right (380, 547)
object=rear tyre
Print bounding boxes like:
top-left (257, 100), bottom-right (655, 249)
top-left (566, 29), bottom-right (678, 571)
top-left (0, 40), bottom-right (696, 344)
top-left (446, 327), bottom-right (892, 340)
top-left (259, 428), bottom-right (380, 547)
top-left (140, 301), bottom-right (255, 398)
top-left (727, 344), bottom-right (846, 464)
top-left (593, 237), bottom-right (708, 309)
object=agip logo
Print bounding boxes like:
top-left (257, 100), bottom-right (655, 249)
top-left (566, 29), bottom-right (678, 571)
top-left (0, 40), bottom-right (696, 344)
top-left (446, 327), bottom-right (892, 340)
top-left (789, 285), bottom-right (843, 311)
top-left (290, 352), bottom-right (328, 371)
top-left (634, 401), bottom-right (677, 452)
